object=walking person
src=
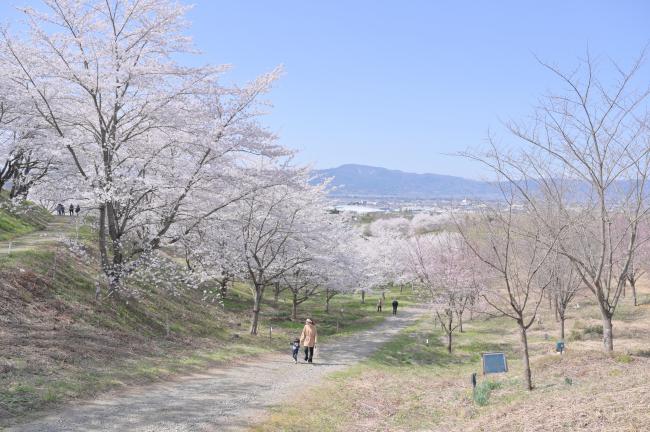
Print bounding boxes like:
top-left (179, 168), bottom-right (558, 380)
top-left (300, 318), bottom-right (318, 363)
top-left (75, 204), bottom-right (81, 216)
top-left (392, 298), bottom-right (399, 316)
top-left (290, 338), bottom-right (300, 364)
top-left (56, 203), bottom-right (64, 215)
top-left (68, 204), bottom-right (74, 216)
top-left (377, 298), bottom-right (383, 312)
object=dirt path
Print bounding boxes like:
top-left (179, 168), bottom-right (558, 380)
top-left (0, 216), bottom-right (74, 255)
top-left (8, 308), bottom-right (421, 432)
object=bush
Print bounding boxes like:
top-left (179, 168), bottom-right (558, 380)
top-left (583, 324), bottom-right (603, 336)
top-left (473, 380), bottom-right (501, 406)
top-left (615, 354), bottom-right (633, 364)
top-left (583, 324), bottom-right (603, 337)
top-left (568, 329), bottom-right (583, 341)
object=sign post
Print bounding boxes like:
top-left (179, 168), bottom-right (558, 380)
top-left (471, 372), bottom-right (477, 397)
top-left (481, 352), bottom-right (508, 375)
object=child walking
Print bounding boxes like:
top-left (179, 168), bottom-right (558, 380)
top-left (290, 338), bottom-right (300, 363)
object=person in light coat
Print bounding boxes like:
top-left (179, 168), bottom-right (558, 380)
top-left (300, 318), bottom-right (318, 363)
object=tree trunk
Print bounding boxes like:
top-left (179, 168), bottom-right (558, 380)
top-left (361, 290), bottom-right (365, 304)
top-left (630, 278), bottom-right (638, 306)
top-left (273, 281), bottom-right (280, 306)
top-left (98, 205), bottom-right (109, 297)
top-left (291, 292), bottom-right (298, 321)
top-left (447, 331), bottom-right (452, 353)
top-left (458, 312), bottom-right (464, 333)
top-left (325, 288), bottom-right (330, 313)
top-left (601, 311), bottom-right (614, 352)
top-left (519, 325), bottom-right (533, 391)
top-left (220, 280), bottom-right (228, 300)
top-left (250, 284), bottom-right (264, 335)
top-left (559, 316), bottom-right (565, 340)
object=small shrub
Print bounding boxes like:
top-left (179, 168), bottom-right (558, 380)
top-left (473, 380), bottom-right (501, 406)
top-left (564, 377), bottom-right (573, 386)
top-left (582, 324), bottom-right (603, 338)
top-left (615, 354), bottom-right (633, 364)
top-left (568, 329), bottom-right (583, 341)
top-left (583, 324), bottom-right (603, 336)
top-left (42, 388), bottom-right (59, 403)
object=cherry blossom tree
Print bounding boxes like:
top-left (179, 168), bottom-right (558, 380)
top-left (225, 166), bottom-right (330, 334)
top-left (0, 63), bottom-right (53, 199)
top-left (2, 0), bottom-right (287, 295)
top-left (404, 231), bottom-right (479, 353)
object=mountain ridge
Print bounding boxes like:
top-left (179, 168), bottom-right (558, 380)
top-left (315, 164), bottom-right (499, 199)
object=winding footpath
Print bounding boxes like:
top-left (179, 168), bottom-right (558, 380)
top-left (8, 309), bottom-right (422, 432)
top-left (0, 216), bottom-right (74, 255)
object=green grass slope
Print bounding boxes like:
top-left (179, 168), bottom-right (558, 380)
top-left (0, 210), bottom-right (406, 424)
top-left (0, 194), bottom-right (52, 241)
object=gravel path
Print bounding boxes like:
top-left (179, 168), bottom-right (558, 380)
top-left (8, 308), bottom-right (421, 432)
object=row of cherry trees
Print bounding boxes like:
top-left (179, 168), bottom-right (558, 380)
top-left (0, 0), bottom-right (371, 335)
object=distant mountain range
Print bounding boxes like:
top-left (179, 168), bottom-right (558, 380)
top-left (315, 164), bottom-right (500, 200)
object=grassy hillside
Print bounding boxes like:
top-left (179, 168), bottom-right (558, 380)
top-left (0, 194), bottom-right (52, 241)
top-left (255, 286), bottom-right (650, 431)
top-left (0, 206), bottom-right (407, 425)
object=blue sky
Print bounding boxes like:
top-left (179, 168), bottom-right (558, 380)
top-left (2, 1), bottom-right (649, 179)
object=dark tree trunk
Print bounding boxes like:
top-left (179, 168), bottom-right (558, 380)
top-left (220, 280), bottom-right (228, 300)
top-left (273, 281), bottom-right (280, 305)
top-left (559, 315), bottom-right (565, 340)
top-left (630, 278), bottom-right (638, 306)
top-left (519, 325), bottom-right (533, 391)
top-left (601, 310), bottom-right (614, 352)
top-left (250, 284), bottom-right (264, 335)
top-left (361, 290), bottom-right (365, 304)
top-left (325, 288), bottom-right (330, 313)
top-left (291, 292), bottom-right (298, 321)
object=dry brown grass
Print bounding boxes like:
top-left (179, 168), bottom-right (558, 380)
top-left (255, 279), bottom-right (650, 432)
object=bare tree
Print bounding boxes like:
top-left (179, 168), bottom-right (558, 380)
top-left (457, 197), bottom-right (555, 391)
top-left (463, 53), bottom-right (650, 352)
top-left (547, 252), bottom-right (583, 340)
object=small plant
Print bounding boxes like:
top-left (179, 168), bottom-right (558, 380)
top-left (473, 380), bottom-right (501, 406)
top-left (614, 354), bottom-right (633, 364)
top-left (568, 329), bottom-right (583, 341)
top-left (42, 388), bottom-right (59, 403)
top-left (583, 324), bottom-right (603, 336)
top-left (564, 377), bottom-right (573, 386)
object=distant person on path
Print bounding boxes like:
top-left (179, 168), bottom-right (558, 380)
top-left (56, 203), bottom-right (64, 215)
top-left (75, 204), bottom-right (81, 215)
top-left (69, 204), bottom-right (74, 216)
top-left (377, 298), bottom-right (383, 312)
top-left (290, 338), bottom-right (300, 364)
top-left (300, 318), bottom-right (318, 363)
top-left (392, 298), bottom-right (399, 316)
